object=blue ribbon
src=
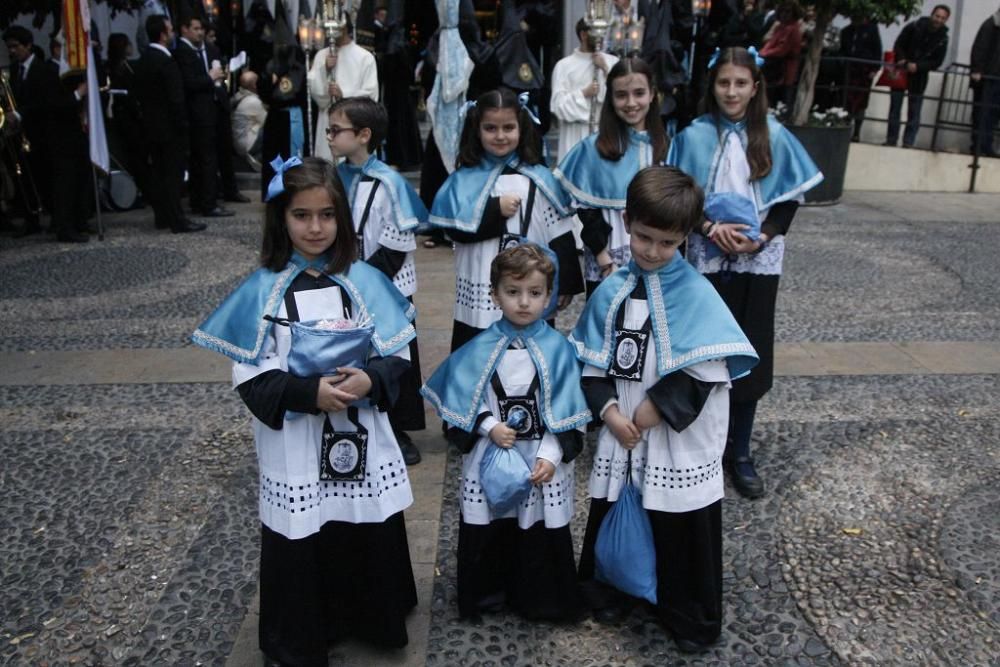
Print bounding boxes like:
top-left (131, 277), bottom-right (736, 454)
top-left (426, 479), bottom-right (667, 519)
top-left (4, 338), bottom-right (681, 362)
top-left (462, 99), bottom-right (477, 114)
top-left (517, 91), bottom-right (542, 126)
top-left (707, 47), bottom-right (766, 70)
top-left (265, 155), bottom-right (303, 202)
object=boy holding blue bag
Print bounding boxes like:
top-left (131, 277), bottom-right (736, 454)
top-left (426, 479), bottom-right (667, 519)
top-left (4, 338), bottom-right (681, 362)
top-left (422, 244), bottom-right (591, 621)
top-left (571, 167), bottom-right (758, 653)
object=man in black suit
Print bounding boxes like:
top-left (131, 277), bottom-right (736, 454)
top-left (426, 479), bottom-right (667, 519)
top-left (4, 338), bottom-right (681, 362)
top-left (131, 15), bottom-right (206, 233)
top-left (174, 15), bottom-right (233, 218)
top-left (4, 26), bottom-right (53, 236)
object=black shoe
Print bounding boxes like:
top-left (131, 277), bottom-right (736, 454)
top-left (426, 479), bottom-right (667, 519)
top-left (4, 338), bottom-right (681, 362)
top-left (13, 225), bottom-right (42, 238)
top-left (396, 431), bottom-right (421, 465)
top-left (77, 223), bottom-right (96, 234)
top-left (199, 207), bottom-right (234, 218)
top-left (172, 220), bottom-right (208, 234)
top-left (674, 637), bottom-right (714, 654)
top-left (729, 456), bottom-right (765, 499)
top-left (593, 603), bottom-right (630, 624)
top-left (882, 140), bottom-right (895, 147)
top-left (224, 192), bottom-right (251, 203)
top-left (55, 231), bottom-right (90, 243)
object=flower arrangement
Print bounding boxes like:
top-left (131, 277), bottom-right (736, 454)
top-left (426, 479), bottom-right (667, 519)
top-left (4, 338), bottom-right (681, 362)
top-left (771, 102), bottom-right (852, 128)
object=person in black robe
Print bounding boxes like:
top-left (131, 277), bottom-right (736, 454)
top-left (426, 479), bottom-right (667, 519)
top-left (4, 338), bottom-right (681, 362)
top-left (258, 43), bottom-right (308, 201)
top-left (374, 3), bottom-right (423, 169)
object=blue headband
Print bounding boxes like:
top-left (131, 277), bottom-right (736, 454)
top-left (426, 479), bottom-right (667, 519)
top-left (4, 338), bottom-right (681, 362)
top-left (517, 92), bottom-right (542, 126)
top-left (707, 46), bottom-right (765, 70)
top-left (265, 155), bottom-right (303, 202)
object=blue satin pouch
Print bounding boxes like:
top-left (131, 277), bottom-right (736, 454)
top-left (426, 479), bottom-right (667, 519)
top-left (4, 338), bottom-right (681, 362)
top-left (282, 318), bottom-right (374, 377)
top-left (479, 443), bottom-right (533, 516)
top-left (704, 192), bottom-right (760, 259)
top-left (595, 480), bottom-right (658, 604)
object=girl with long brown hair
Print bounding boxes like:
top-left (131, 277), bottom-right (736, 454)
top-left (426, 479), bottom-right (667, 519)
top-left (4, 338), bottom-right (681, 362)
top-left (668, 46), bottom-right (822, 500)
top-left (554, 56), bottom-right (668, 295)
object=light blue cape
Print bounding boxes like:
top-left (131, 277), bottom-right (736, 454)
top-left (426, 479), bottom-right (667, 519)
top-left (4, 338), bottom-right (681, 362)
top-left (666, 114), bottom-right (823, 212)
top-left (569, 254), bottom-right (759, 380)
top-left (429, 152), bottom-right (571, 232)
top-left (421, 318), bottom-right (591, 433)
top-left (553, 128), bottom-right (655, 209)
top-left (336, 155), bottom-right (428, 232)
top-left (192, 254), bottom-right (416, 364)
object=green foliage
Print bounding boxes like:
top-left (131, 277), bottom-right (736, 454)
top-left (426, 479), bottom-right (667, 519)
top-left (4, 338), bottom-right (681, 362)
top-left (1, 0), bottom-right (148, 31)
top-left (819, 0), bottom-right (923, 25)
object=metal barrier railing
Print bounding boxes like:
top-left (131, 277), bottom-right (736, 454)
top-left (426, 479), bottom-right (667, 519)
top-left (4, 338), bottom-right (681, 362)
top-left (805, 55), bottom-right (1000, 192)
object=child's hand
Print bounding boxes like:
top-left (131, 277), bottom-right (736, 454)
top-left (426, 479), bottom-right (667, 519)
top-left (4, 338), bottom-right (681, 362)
top-left (529, 458), bottom-right (556, 485)
top-left (633, 398), bottom-right (662, 430)
top-left (316, 374), bottom-right (358, 412)
top-left (557, 294), bottom-right (573, 311)
top-left (604, 405), bottom-right (641, 449)
top-left (334, 367), bottom-right (372, 399)
top-left (709, 222), bottom-right (752, 254)
top-left (499, 194), bottom-right (522, 218)
top-left (489, 423), bottom-right (517, 448)
top-left (595, 249), bottom-right (616, 277)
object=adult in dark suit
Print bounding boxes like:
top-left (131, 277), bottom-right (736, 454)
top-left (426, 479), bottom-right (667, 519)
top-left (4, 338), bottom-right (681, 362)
top-left (203, 32), bottom-right (249, 203)
top-left (3, 26), bottom-right (53, 236)
top-left (131, 15), bottom-right (206, 233)
top-left (174, 15), bottom-right (233, 217)
top-left (47, 71), bottom-right (93, 243)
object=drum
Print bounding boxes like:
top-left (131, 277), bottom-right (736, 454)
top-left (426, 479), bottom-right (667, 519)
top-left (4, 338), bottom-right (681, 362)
top-left (102, 169), bottom-right (138, 211)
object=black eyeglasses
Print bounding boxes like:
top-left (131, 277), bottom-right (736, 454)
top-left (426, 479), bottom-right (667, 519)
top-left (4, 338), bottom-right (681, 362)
top-left (326, 126), bottom-right (358, 138)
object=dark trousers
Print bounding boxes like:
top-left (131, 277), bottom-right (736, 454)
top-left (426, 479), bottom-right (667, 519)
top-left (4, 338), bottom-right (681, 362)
top-left (147, 140), bottom-right (186, 231)
top-left (215, 104), bottom-right (240, 197)
top-left (975, 80), bottom-right (1000, 156)
top-left (50, 146), bottom-right (92, 236)
top-left (188, 123), bottom-right (219, 213)
top-left (886, 89), bottom-right (923, 147)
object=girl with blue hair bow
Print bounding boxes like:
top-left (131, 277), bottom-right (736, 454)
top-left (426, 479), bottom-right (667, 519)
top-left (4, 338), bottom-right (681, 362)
top-left (429, 87), bottom-right (585, 352)
top-left (667, 46), bottom-right (822, 500)
top-left (193, 157), bottom-right (420, 663)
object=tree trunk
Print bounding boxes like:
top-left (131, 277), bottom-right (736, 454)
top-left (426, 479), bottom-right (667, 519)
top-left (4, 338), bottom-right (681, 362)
top-left (791, 8), bottom-right (833, 126)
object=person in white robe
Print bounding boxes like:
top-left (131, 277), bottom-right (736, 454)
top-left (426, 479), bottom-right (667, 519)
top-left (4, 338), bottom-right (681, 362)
top-left (308, 30), bottom-right (379, 160)
top-left (550, 18), bottom-right (619, 158)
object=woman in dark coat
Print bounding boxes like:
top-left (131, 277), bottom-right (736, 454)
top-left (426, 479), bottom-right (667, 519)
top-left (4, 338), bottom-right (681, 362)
top-left (258, 43), bottom-right (308, 201)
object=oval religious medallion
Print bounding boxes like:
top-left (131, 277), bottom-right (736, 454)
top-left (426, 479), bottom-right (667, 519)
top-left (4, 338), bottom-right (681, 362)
top-left (278, 76), bottom-right (293, 94)
top-left (518, 62), bottom-right (533, 83)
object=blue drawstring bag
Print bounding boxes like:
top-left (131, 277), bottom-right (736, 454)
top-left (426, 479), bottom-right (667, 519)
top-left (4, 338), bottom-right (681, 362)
top-left (479, 443), bottom-right (533, 516)
top-left (703, 191), bottom-right (760, 259)
top-left (594, 460), bottom-right (658, 604)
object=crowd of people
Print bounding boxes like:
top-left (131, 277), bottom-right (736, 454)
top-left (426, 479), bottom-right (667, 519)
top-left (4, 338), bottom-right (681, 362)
top-left (187, 2), bottom-right (822, 659)
top-left (2, 2), bottom-right (999, 666)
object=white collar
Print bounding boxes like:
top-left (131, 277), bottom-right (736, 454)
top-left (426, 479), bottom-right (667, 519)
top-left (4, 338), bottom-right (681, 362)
top-left (179, 37), bottom-right (201, 50)
top-left (149, 43), bottom-right (171, 57)
top-left (21, 52), bottom-right (35, 71)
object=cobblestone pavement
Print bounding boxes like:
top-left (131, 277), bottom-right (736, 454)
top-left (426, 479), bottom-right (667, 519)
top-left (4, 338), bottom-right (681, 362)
top-left (1, 193), bottom-right (999, 666)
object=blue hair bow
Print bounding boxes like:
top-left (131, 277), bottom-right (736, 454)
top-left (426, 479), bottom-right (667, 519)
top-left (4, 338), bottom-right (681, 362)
top-left (265, 155), bottom-right (303, 202)
top-left (462, 99), bottom-right (478, 114)
top-left (707, 46), bottom-right (766, 70)
top-left (517, 91), bottom-right (542, 126)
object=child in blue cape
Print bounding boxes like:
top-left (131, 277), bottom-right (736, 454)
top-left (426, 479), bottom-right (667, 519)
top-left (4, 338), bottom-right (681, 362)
top-left (554, 56), bottom-right (668, 295)
top-left (571, 166), bottom-right (758, 653)
top-left (422, 244), bottom-right (591, 621)
top-left (429, 87), bottom-right (584, 352)
top-left (667, 46), bottom-right (822, 498)
top-left (192, 157), bottom-right (418, 664)
top-left (327, 96), bottom-right (429, 466)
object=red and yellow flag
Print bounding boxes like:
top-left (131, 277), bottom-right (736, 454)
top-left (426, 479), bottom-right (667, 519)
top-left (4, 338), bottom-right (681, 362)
top-left (61, 0), bottom-right (90, 74)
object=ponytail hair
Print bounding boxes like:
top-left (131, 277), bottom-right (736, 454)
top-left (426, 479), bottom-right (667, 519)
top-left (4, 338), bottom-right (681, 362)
top-left (702, 46), bottom-right (772, 180)
top-left (595, 57), bottom-right (667, 164)
top-left (456, 88), bottom-right (542, 169)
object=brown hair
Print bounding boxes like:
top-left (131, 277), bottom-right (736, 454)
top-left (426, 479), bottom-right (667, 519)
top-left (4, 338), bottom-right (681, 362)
top-left (328, 96), bottom-right (387, 153)
top-left (260, 157), bottom-right (357, 274)
top-left (703, 46), bottom-right (772, 179)
top-left (490, 244), bottom-right (555, 292)
top-left (457, 88), bottom-right (542, 169)
top-left (625, 166), bottom-right (705, 236)
top-left (596, 57), bottom-right (668, 164)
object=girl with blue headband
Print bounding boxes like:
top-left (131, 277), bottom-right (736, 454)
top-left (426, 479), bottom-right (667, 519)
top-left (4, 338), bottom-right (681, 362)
top-left (192, 157), bottom-right (420, 662)
top-left (667, 46), bottom-right (822, 500)
top-left (554, 56), bottom-right (668, 296)
top-left (429, 87), bottom-right (584, 353)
